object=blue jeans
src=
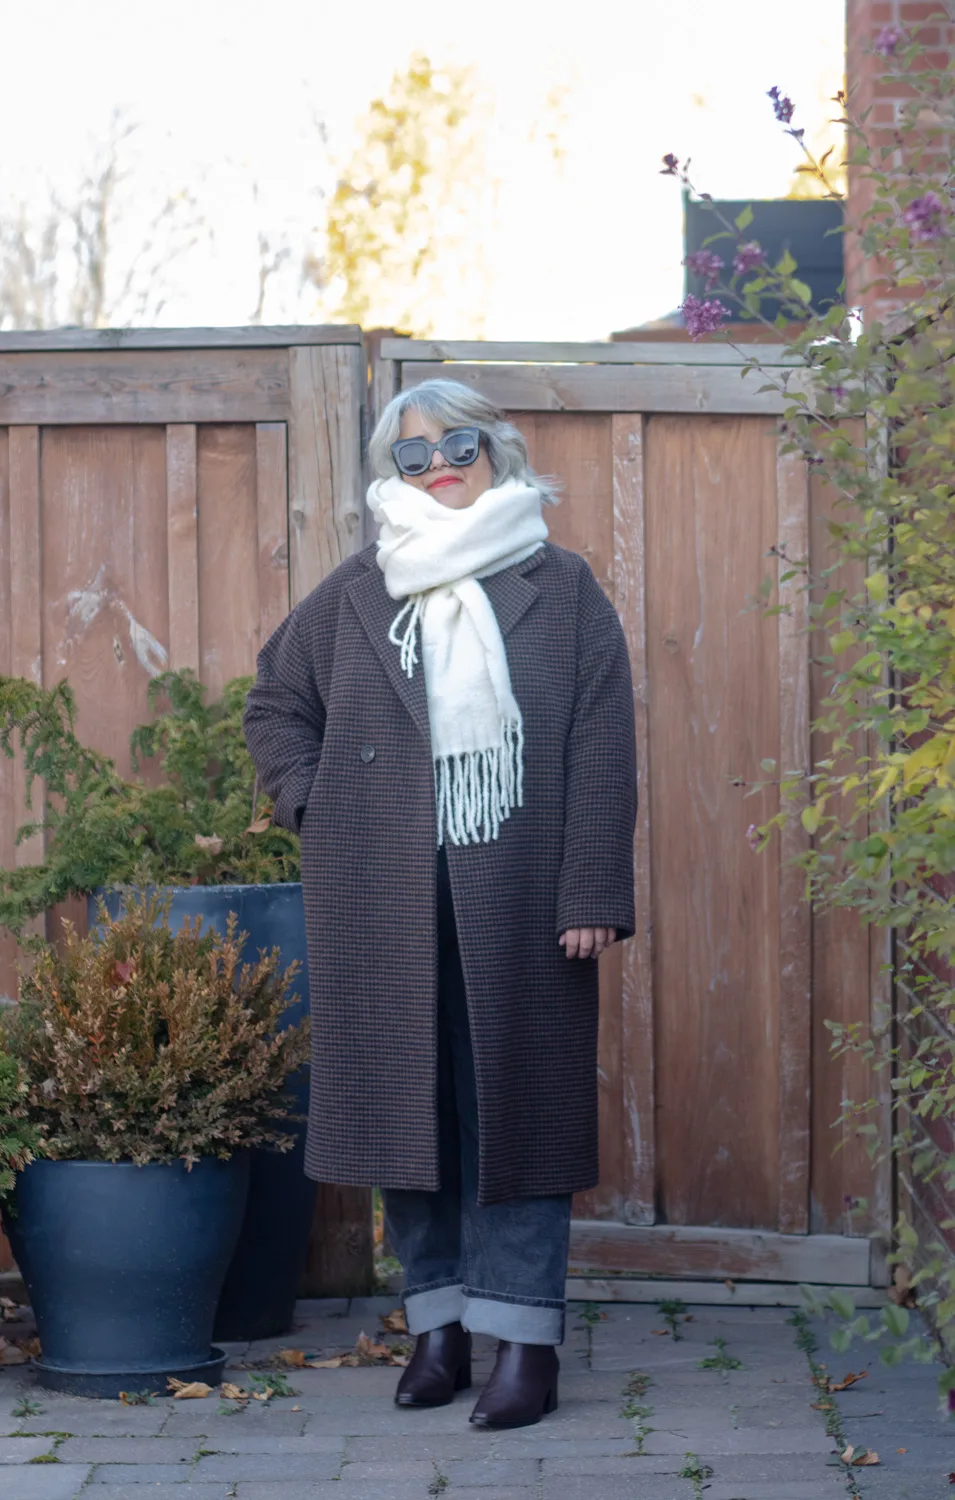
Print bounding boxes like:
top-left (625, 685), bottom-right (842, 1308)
top-left (382, 845), bottom-right (572, 1347)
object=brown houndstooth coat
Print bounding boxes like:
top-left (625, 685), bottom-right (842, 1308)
top-left (243, 540), bottom-right (637, 1205)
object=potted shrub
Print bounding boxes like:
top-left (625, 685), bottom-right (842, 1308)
top-left (0, 892), bottom-right (309, 1397)
top-left (0, 671), bottom-right (316, 1340)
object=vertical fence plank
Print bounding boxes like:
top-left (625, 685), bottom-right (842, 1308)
top-left (9, 427), bottom-right (44, 873)
top-left (288, 345), bottom-right (366, 607)
top-left (255, 423), bottom-right (290, 646)
top-left (288, 344), bottom-right (373, 1288)
top-left (300, 1186), bottom-right (374, 1298)
top-left (776, 444), bottom-right (813, 1234)
top-left (166, 424), bottom-right (199, 673)
top-left (612, 415), bottom-right (655, 1224)
top-left (367, 356), bottom-right (400, 547)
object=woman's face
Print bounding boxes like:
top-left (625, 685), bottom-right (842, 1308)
top-left (397, 409), bottom-right (494, 510)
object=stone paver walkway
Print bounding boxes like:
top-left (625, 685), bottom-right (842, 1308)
top-left (0, 1297), bottom-right (951, 1499)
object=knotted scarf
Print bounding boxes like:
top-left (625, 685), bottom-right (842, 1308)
top-left (366, 474), bottom-right (548, 846)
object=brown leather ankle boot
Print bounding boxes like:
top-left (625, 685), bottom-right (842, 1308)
top-left (394, 1322), bottom-right (472, 1407)
top-left (469, 1340), bottom-right (559, 1429)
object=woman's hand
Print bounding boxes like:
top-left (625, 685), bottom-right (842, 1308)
top-left (559, 927), bottom-right (617, 960)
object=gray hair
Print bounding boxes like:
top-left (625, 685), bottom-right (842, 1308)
top-left (368, 377), bottom-right (560, 505)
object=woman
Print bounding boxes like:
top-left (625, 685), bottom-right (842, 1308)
top-left (243, 378), bottom-right (637, 1430)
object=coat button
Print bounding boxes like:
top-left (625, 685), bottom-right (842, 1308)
top-left (360, 744), bottom-right (376, 764)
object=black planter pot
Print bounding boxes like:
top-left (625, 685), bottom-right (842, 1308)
top-left (91, 883), bottom-right (316, 1342)
top-left (5, 1155), bottom-right (250, 1398)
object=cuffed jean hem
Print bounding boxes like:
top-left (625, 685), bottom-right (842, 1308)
top-left (403, 1281), bottom-right (465, 1335)
top-left (461, 1289), bottom-right (566, 1346)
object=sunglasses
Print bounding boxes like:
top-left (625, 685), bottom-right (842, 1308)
top-left (391, 426), bottom-right (482, 477)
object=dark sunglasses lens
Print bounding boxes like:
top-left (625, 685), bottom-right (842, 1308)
top-left (395, 440), bottom-right (430, 475)
top-left (443, 430), bottom-right (479, 466)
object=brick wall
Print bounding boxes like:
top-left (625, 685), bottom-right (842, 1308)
top-left (845, 0), bottom-right (955, 324)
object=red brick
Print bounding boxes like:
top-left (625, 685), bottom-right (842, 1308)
top-left (872, 77), bottom-right (919, 97)
top-left (898, 1), bottom-right (948, 19)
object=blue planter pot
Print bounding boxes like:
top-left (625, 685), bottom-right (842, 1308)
top-left (5, 1155), bottom-right (250, 1398)
top-left (91, 883), bottom-right (316, 1342)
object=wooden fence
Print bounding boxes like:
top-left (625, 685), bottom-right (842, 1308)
top-left (0, 328), bottom-right (893, 1299)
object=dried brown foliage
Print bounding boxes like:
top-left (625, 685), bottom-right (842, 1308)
top-left (2, 892), bottom-right (310, 1165)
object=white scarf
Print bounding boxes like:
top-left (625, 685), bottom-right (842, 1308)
top-left (366, 475), bottom-right (548, 846)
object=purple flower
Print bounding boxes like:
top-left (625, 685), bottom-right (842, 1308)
top-left (733, 241), bottom-right (765, 275)
top-left (874, 23), bottom-right (905, 56)
top-left (827, 384), bottom-right (848, 400)
top-left (685, 249), bottom-right (724, 289)
top-left (661, 153), bottom-right (680, 175)
top-left (901, 191), bottom-right (946, 241)
top-left (768, 85), bottom-right (794, 124)
top-left (746, 824), bottom-right (761, 853)
top-left (681, 294), bottom-right (729, 341)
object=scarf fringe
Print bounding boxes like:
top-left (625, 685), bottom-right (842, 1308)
top-left (434, 719), bottom-right (525, 847)
top-left (389, 596), bottom-right (423, 678)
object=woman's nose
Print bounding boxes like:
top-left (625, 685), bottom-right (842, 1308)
top-left (430, 448), bottom-right (450, 469)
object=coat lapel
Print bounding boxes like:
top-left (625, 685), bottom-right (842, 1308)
top-left (349, 546), bottom-right (546, 742)
top-left (479, 550), bottom-right (543, 637)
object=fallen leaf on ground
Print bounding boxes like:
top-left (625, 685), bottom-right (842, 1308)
top-left (828, 1370), bottom-right (868, 1392)
top-left (380, 1308), bottom-right (408, 1334)
top-left (251, 1389), bottom-right (273, 1401)
top-left (0, 1339), bottom-right (29, 1365)
top-left (841, 1444), bottom-right (880, 1466)
top-left (355, 1333), bottom-right (391, 1361)
top-left (650, 1329), bottom-right (670, 1337)
top-left (167, 1379), bottom-right (212, 1399)
top-left (291, 1404), bottom-right (301, 1411)
top-left (304, 1332), bottom-right (410, 1369)
top-left (897, 1447), bottom-right (907, 1454)
top-left (888, 1263), bottom-right (917, 1308)
top-left (278, 1348), bottom-right (307, 1367)
top-left (221, 1383), bottom-right (249, 1401)
top-left (724, 1279), bottom-right (736, 1291)
top-left (245, 815), bottom-right (272, 835)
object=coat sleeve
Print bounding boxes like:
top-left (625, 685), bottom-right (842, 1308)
top-left (555, 561), bottom-right (637, 941)
top-left (243, 608), bottom-right (327, 835)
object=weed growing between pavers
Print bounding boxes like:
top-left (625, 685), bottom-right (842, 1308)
top-left (428, 1459), bottom-right (449, 1495)
top-left (575, 1300), bottom-right (606, 1368)
top-left (789, 1309), bottom-right (863, 1499)
top-left (11, 1398), bottom-right (41, 1419)
top-left (679, 1450), bottom-right (714, 1496)
top-left (248, 1371), bottom-right (296, 1399)
top-left (27, 1454), bottom-right (59, 1463)
top-left (118, 1390), bottom-right (158, 1406)
top-left (657, 1298), bottom-right (689, 1340)
top-left (698, 1336), bottom-right (744, 1373)
top-left (619, 1370), bottom-right (654, 1454)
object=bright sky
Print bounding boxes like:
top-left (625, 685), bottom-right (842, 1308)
top-left (0, 0), bottom-right (845, 338)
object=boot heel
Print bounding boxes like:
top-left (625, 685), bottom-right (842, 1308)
top-left (542, 1387), bottom-right (558, 1415)
top-left (454, 1363), bottom-right (472, 1392)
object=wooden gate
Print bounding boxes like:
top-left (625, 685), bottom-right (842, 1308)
top-left (375, 339), bottom-right (893, 1300)
top-left (0, 325), bottom-right (371, 1293)
top-left (0, 328), bottom-right (893, 1301)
